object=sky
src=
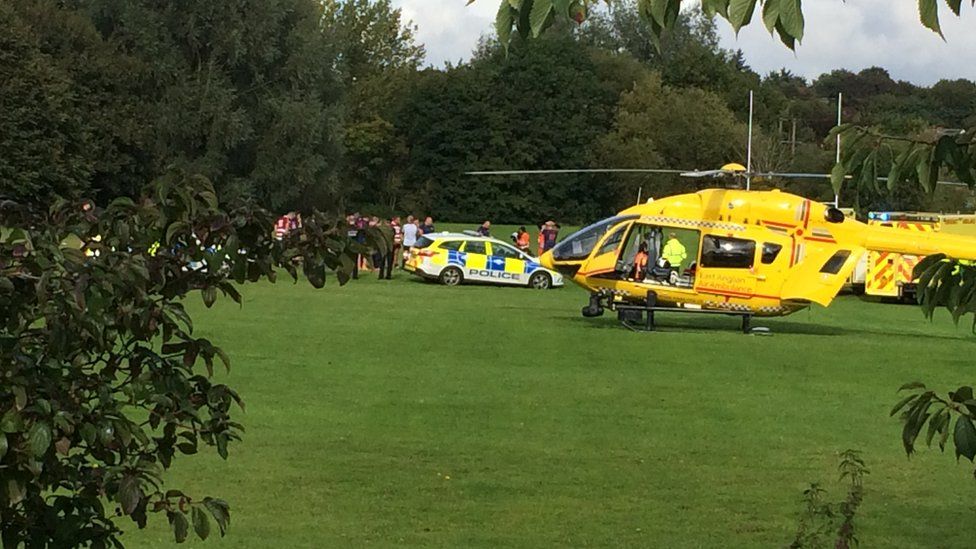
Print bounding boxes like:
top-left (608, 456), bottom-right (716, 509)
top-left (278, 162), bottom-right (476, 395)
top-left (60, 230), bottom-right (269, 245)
top-left (392, 0), bottom-right (976, 86)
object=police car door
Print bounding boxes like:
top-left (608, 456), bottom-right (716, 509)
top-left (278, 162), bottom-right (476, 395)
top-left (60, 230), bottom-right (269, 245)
top-left (460, 240), bottom-right (490, 282)
top-left (486, 242), bottom-right (526, 285)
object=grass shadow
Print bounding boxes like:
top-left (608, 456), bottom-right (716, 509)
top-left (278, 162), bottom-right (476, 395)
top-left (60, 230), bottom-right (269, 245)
top-left (559, 314), bottom-right (971, 341)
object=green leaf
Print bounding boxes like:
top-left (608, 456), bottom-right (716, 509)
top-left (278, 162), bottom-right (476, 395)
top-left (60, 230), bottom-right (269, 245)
top-left (170, 511), bottom-right (190, 543)
top-left (0, 410), bottom-right (23, 433)
top-left (728, 0), bottom-right (758, 33)
top-left (945, 0), bottom-right (962, 16)
top-left (192, 506), bottom-right (211, 540)
top-left (12, 386), bottom-right (26, 411)
top-left (553, 0), bottom-right (573, 16)
top-left (950, 386), bottom-right (975, 403)
top-left (0, 433), bottom-right (7, 461)
top-left (27, 421), bottom-right (52, 457)
top-left (202, 286), bottom-right (217, 308)
top-left (118, 475), bottom-right (143, 515)
top-left (516, 0), bottom-right (534, 37)
top-left (649, 0), bottom-right (669, 26)
top-left (890, 394), bottom-right (917, 417)
top-left (6, 479), bottom-right (25, 505)
top-left (919, 0), bottom-right (944, 37)
top-left (887, 145), bottom-right (914, 190)
top-left (779, 0), bottom-right (804, 43)
top-left (204, 497), bottom-right (231, 536)
top-left (830, 162), bottom-right (847, 194)
top-left (761, 0), bottom-right (780, 33)
top-left (916, 147), bottom-right (936, 193)
top-left (926, 407), bottom-right (949, 446)
top-left (165, 221), bottom-right (188, 245)
top-left (529, 0), bottom-right (552, 37)
top-left (773, 19), bottom-right (795, 51)
top-left (702, 0), bottom-right (730, 17)
top-left (954, 416), bottom-right (976, 461)
top-left (899, 381), bottom-right (927, 392)
top-left (496, 1), bottom-right (515, 50)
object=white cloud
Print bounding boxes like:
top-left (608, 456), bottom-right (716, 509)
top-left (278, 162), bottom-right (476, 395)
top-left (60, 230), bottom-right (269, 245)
top-left (392, 0), bottom-right (497, 67)
top-left (718, 0), bottom-right (976, 85)
top-left (393, 0), bottom-right (976, 85)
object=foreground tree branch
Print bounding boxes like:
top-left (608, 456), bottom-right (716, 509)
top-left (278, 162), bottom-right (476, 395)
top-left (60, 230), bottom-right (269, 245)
top-left (0, 172), bottom-right (386, 546)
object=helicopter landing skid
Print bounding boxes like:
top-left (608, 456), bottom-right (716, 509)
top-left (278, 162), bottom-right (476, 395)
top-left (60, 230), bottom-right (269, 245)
top-left (589, 291), bottom-right (758, 334)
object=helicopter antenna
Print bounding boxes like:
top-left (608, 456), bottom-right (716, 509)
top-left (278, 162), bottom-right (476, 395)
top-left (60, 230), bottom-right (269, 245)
top-left (746, 90), bottom-right (754, 191)
top-left (637, 186), bottom-right (642, 204)
top-left (834, 92), bottom-right (843, 208)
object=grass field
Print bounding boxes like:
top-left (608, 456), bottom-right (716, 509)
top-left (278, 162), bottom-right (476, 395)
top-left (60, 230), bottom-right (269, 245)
top-left (125, 272), bottom-right (976, 548)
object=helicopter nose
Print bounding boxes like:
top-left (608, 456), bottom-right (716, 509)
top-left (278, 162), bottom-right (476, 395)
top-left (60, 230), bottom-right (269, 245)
top-left (539, 250), bottom-right (555, 270)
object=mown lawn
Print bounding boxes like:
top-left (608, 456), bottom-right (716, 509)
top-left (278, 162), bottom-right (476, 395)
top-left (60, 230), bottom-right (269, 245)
top-left (126, 272), bottom-right (976, 548)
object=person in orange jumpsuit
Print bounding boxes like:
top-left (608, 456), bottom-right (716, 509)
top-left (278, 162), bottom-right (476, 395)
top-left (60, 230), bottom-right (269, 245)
top-left (632, 243), bottom-right (649, 280)
top-left (516, 226), bottom-right (531, 253)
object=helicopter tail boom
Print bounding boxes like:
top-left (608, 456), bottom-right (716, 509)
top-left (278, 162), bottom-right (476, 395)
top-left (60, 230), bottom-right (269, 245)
top-left (862, 224), bottom-right (976, 262)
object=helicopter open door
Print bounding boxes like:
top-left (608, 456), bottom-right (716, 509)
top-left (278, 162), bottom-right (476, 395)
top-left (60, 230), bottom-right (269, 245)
top-left (780, 245), bottom-right (866, 306)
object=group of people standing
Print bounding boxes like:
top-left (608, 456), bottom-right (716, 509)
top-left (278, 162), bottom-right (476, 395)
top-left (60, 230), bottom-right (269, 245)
top-left (345, 213), bottom-right (436, 280)
top-left (513, 220), bottom-right (560, 256)
top-left (275, 211), bottom-right (564, 279)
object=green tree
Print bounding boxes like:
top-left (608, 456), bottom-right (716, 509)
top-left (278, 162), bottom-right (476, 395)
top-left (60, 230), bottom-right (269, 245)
top-left (6, 0), bottom-right (346, 211)
top-left (580, 3), bottom-right (762, 119)
top-left (400, 32), bottom-right (623, 223)
top-left (0, 4), bottom-right (95, 204)
top-left (323, 0), bottom-right (426, 213)
top-left (0, 174), bottom-right (378, 546)
top-left (596, 73), bottom-right (745, 206)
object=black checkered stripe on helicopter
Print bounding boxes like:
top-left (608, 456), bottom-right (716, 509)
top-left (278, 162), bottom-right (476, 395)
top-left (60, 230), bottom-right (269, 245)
top-left (601, 288), bottom-right (632, 297)
top-left (639, 216), bottom-right (745, 232)
top-left (703, 301), bottom-right (788, 315)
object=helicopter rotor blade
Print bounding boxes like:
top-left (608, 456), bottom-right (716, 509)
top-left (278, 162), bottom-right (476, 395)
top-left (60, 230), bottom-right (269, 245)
top-left (749, 172), bottom-right (849, 180)
top-left (465, 168), bottom-right (688, 176)
top-left (757, 172), bottom-right (970, 188)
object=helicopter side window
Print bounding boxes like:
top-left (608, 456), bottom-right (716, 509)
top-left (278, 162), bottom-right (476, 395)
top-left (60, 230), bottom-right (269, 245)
top-left (820, 250), bottom-right (851, 274)
top-left (701, 236), bottom-right (756, 269)
top-left (761, 243), bottom-right (783, 264)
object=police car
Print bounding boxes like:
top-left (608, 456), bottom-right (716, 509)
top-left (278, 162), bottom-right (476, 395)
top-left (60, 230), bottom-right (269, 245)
top-left (405, 232), bottom-right (563, 289)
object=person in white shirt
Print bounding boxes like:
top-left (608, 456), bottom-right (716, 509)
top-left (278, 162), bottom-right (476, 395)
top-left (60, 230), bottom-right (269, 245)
top-left (401, 215), bottom-right (419, 268)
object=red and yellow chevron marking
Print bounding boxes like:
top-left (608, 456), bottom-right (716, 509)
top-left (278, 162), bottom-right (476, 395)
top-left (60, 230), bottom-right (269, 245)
top-left (865, 220), bottom-right (934, 297)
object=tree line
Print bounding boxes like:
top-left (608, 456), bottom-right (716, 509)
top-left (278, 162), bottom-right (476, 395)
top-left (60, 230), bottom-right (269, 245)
top-left (3, 1), bottom-right (975, 223)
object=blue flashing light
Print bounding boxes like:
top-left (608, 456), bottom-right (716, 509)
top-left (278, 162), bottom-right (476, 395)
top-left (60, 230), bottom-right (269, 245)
top-left (868, 212), bottom-right (876, 219)
top-left (881, 213), bottom-right (890, 221)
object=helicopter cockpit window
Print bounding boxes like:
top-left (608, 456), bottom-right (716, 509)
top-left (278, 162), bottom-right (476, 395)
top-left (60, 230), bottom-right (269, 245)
top-left (552, 215), bottom-right (638, 261)
top-left (701, 236), bottom-right (756, 269)
top-left (761, 243), bottom-right (782, 264)
top-left (597, 225), bottom-right (628, 256)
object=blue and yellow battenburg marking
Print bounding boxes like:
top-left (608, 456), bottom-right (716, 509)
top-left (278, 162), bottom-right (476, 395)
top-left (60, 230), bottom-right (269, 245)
top-left (445, 249), bottom-right (538, 276)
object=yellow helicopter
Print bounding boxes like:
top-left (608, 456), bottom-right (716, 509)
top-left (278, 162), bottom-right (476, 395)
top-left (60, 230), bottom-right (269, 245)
top-left (521, 185), bottom-right (976, 331)
top-left (468, 162), bottom-right (975, 331)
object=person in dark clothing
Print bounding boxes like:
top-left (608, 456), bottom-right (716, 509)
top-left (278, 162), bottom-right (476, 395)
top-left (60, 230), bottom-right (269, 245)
top-left (373, 218), bottom-right (395, 279)
top-left (476, 220), bottom-right (491, 237)
top-left (346, 214), bottom-right (360, 279)
top-left (541, 221), bottom-right (560, 252)
top-left (420, 216), bottom-right (435, 235)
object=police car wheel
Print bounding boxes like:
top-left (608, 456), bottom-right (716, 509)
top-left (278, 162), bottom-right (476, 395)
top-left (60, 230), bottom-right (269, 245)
top-left (529, 272), bottom-right (551, 290)
top-left (439, 267), bottom-right (463, 286)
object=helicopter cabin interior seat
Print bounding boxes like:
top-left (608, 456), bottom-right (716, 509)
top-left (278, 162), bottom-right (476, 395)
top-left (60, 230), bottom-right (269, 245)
top-left (617, 224), bottom-right (700, 288)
